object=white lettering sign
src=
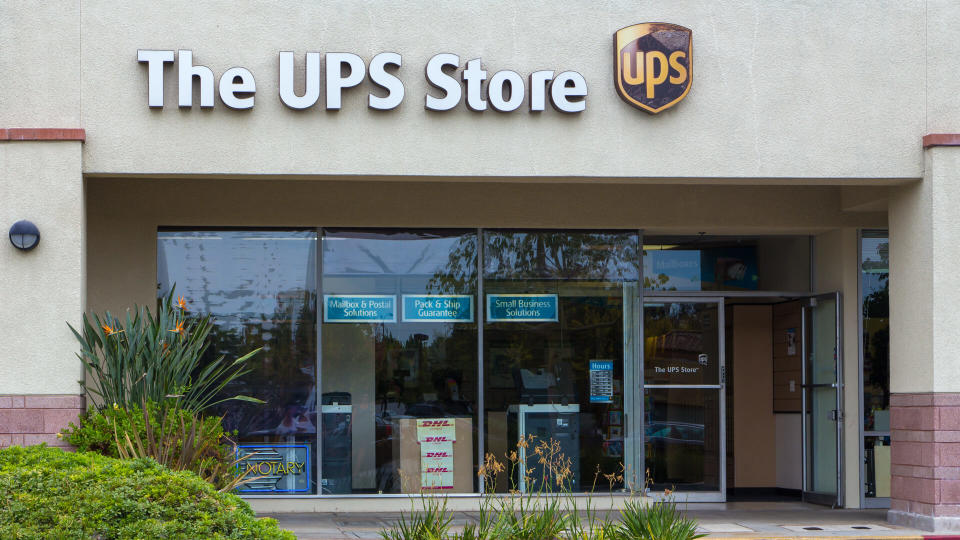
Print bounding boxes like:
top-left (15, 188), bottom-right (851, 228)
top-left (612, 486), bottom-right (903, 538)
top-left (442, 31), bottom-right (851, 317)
top-left (138, 49), bottom-right (587, 113)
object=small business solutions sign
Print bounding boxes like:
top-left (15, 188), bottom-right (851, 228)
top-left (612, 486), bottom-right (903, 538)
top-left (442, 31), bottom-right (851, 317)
top-left (137, 23), bottom-right (691, 115)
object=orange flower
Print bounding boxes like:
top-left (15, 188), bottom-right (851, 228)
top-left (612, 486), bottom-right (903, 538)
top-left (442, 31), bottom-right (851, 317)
top-left (169, 320), bottom-right (185, 335)
top-left (102, 324), bottom-right (122, 336)
top-left (176, 296), bottom-right (188, 311)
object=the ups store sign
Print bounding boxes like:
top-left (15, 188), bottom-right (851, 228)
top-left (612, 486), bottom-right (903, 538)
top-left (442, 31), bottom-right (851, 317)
top-left (137, 22), bottom-right (693, 116)
top-left (615, 23), bottom-right (692, 114)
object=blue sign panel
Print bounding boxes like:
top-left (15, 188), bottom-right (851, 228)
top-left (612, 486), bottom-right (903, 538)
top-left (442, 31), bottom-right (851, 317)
top-left (644, 247), bottom-right (759, 291)
top-left (486, 294), bottom-right (559, 322)
top-left (324, 295), bottom-right (396, 323)
top-left (644, 250), bottom-right (701, 291)
top-left (236, 444), bottom-right (311, 493)
top-left (700, 247), bottom-right (758, 290)
top-left (589, 360), bottom-right (615, 403)
top-left (402, 295), bottom-right (474, 322)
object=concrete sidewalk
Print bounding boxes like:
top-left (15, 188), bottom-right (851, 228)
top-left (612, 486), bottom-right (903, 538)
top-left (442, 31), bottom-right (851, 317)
top-left (264, 502), bottom-right (927, 540)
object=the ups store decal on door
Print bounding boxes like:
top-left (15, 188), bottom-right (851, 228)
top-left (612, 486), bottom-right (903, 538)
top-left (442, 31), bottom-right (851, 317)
top-left (615, 23), bottom-right (692, 114)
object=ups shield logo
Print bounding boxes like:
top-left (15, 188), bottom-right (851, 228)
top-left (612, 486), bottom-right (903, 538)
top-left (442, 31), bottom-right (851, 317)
top-left (615, 23), bottom-right (692, 114)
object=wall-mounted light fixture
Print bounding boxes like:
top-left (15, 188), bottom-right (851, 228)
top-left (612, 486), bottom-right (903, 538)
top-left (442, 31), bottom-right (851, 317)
top-left (9, 220), bottom-right (40, 251)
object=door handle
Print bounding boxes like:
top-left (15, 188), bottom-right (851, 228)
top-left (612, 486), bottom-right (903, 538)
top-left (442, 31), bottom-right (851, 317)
top-left (829, 409), bottom-right (843, 422)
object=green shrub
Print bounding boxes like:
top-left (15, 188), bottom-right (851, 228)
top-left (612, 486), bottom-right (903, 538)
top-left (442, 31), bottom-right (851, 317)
top-left (60, 402), bottom-right (244, 491)
top-left (618, 498), bottom-right (704, 540)
top-left (0, 445), bottom-right (294, 540)
top-left (62, 402), bottom-right (224, 457)
top-left (380, 497), bottom-right (453, 540)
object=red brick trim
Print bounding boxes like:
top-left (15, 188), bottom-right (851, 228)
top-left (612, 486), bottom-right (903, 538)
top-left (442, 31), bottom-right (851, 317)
top-left (0, 128), bottom-right (85, 142)
top-left (889, 392), bottom-right (960, 528)
top-left (0, 394), bottom-right (84, 450)
top-left (923, 134), bottom-right (960, 148)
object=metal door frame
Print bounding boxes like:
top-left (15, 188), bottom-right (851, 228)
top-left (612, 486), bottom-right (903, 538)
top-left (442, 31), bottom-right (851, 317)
top-left (640, 296), bottom-right (726, 503)
top-left (801, 292), bottom-right (844, 508)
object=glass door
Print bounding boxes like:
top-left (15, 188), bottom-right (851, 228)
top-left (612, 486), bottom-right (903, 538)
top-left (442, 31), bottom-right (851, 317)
top-left (642, 299), bottom-right (725, 501)
top-left (802, 292), bottom-right (843, 507)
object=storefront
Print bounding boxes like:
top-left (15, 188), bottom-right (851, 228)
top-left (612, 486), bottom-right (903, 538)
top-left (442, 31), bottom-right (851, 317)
top-left (1, 0), bottom-right (958, 531)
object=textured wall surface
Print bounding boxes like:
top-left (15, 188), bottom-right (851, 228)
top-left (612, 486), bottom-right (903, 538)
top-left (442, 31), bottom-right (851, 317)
top-left (0, 1), bottom-right (80, 127)
top-left (0, 143), bottom-right (84, 395)
top-left (78, 0), bottom-right (927, 179)
top-left (0, 395), bottom-right (83, 450)
top-left (889, 393), bottom-right (960, 531)
top-left (890, 147), bottom-right (960, 394)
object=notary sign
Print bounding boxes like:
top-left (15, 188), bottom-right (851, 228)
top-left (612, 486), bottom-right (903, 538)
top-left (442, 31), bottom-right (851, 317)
top-left (236, 445), bottom-right (310, 493)
top-left (614, 23), bottom-right (692, 114)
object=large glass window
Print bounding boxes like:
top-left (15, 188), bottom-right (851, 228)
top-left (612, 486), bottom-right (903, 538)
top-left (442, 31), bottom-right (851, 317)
top-left (861, 231), bottom-right (889, 500)
top-left (482, 230), bottom-right (640, 493)
top-left (321, 229), bottom-right (478, 494)
top-left (155, 228), bottom-right (822, 499)
top-left (158, 230), bottom-right (319, 495)
top-left (643, 235), bottom-right (811, 292)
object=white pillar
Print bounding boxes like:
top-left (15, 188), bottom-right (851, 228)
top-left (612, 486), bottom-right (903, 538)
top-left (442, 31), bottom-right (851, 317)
top-left (887, 143), bottom-right (960, 530)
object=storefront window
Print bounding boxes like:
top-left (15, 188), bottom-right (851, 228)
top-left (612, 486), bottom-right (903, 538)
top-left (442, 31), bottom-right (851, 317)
top-left (155, 228), bottom-right (823, 499)
top-left (643, 235), bottom-right (811, 292)
top-left (158, 230), bottom-right (319, 495)
top-left (482, 230), bottom-right (640, 493)
top-left (321, 229), bottom-right (478, 494)
top-left (861, 231), bottom-right (889, 499)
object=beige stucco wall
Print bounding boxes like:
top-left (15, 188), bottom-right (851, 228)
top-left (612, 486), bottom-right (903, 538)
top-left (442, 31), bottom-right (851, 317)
top-left (889, 172), bottom-right (933, 394)
top-left (0, 1), bottom-right (80, 127)
top-left (0, 2), bottom-right (84, 396)
top-left (889, 147), bottom-right (960, 394)
top-left (78, 0), bottom-right (927, 180)
top-left (928, 148), bottom-right (960, 393)
top-left (925, 1), bottom-right (960, 133)
top-left (0, 142), bottom-right (84, 394)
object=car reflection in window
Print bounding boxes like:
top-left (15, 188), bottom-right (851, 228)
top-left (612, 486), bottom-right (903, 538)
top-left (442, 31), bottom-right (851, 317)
top-left (645, 422), bottom-right (704, 446)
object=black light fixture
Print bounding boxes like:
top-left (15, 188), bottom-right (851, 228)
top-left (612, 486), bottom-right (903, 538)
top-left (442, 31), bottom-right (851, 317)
top-left (9, 220), bottom-right (40, 251)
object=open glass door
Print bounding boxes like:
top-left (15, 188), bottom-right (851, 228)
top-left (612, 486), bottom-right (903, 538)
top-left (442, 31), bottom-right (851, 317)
top-left (643, 299), bottom-right (725, 501)
top-left (802, 292), bottom-right (843, 507)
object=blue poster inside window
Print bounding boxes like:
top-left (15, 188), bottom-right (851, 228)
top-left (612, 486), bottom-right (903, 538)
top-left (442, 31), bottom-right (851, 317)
top-left (589, 360), bottom-right (614, 403)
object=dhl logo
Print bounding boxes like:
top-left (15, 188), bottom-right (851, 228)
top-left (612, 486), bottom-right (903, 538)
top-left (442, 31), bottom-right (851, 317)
top-left (424, 436), bottom-right (450, 442)
top-left (420, 420), bottom-right (453, 427)
top-left (615, 23), bottom-right (692, 114)
top-left (425, 452), bottom-right (451, 457)
top-left (425, 467), bottom-right (451, 473)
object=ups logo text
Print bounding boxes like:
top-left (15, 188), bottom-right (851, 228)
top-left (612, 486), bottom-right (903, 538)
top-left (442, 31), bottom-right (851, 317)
top-left (615, 23), bottom-right (692, 114)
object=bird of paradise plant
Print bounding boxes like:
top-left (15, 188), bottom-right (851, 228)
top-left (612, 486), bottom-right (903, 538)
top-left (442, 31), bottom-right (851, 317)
top-left (70, 288), bottom-right (263, 413)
